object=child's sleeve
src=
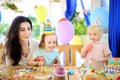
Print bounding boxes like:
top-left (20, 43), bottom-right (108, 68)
top-left (102, 43), bottom-right (111, 57)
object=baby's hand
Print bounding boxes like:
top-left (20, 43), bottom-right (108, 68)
top-left (84, 43), bottom-right (93, 53)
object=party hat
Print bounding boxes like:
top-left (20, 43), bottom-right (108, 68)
top-left (92, 17), bottom-right (101, 26)
top-left (43, 19), bottom-right (55, 34)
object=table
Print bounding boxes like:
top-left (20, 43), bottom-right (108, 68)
top-left (0, 65), bottom-right (108, 80)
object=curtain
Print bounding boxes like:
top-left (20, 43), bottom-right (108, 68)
top-left (65, 0), bottom-right (77, 21)
top-left (109, 0), bottom-right (120, 57)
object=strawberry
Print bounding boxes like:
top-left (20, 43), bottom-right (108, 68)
top-left (91, 69), bottom-right (95, 73)
top-left (116, 76), bottom-right (120, 80)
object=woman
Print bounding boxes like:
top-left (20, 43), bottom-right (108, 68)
top-left (4, 16), bottom-right (39, 66)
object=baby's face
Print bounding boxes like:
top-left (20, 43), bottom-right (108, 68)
top-left (44, 34), bottom-right (57, 52)
top-left (88, 31), bottom-right (100, 43)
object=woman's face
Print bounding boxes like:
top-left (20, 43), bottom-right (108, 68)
top-left (19, 22), bottom-right (32, 42)
top-left (44, 34), bottom-right (57, 52)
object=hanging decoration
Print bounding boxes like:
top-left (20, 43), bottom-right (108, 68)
top-left (65, 0), bottom-right (77, 21)
top-left (80, 0), bottom-right (91, 26)
top-left (1, 2), bottom-right (23, 13)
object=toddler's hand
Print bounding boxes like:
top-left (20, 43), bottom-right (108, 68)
top-left (36, 56), bottom-right (45, 66)
top-left (84, 43), bottom-right (93, 53)
top-left (36, 56), bottom-right (45, 62)
top-left (52, 58), bottom-right (58, 64)
top-left (52, 58), bottom-right (59, 67)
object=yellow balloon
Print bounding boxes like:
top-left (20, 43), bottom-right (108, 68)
top-left (70, 36), bottom-right (81, 45)
top-left (35, 6), bottom-right (48, 22)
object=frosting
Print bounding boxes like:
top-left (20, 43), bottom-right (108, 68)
top-left (56, 67), bottom-right (65, 75)
top-left (86, 69), bottom-right (95, 75)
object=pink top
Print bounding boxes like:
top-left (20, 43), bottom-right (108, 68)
top-left (81, 41), bottom-right (111, 67)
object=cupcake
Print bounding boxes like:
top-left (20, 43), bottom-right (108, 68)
top-left (84, 69), bottom-right (97, 80)
top-left (55, 67), bottom-right (65, 80)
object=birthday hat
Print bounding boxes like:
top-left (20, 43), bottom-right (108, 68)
top-left (92, 17), bottom-right (101, 26)
top-left (43, 19), bottom-right (55, 34)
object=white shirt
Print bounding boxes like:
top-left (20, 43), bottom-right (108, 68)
top-left (5, 38), bottom-right (39, 65)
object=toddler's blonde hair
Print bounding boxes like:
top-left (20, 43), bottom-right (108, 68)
top-left (87, 24), bottom-right (102, 38)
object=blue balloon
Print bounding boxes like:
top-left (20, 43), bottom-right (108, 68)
top-left (0, 11), bottom-right (1, 22)
top-left (90, 7), bottom-right (109, 28)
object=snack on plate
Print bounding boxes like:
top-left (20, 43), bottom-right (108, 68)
top-left (84, 69), bottom-right (98, 80)
top-left (55, 67), bottom-right (65, 80)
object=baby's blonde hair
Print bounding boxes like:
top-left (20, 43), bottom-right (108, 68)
top-left (87, 24), bottom-right (102, 38)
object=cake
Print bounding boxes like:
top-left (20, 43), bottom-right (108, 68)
top-left (108, 57), bottom-right (120, 66)
top-left (104, 57), bottom-right (120, 79)
top-left (55, 67), bottom-right (65, 80)
top-left (84, 69), bottom-right (98, 80)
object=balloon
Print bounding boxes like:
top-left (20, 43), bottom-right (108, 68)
top-left (0, 11), bottom-right (1, 22)
top-left (56, 21), bottom-right (74, 45)
top-left (69, 36), bottom-right (81, 45)
top-left (35, 6), bottom-right (48, 22)
top-left (90, 7), bottom-right (109, 28)
top-left (58, 18), bottom-right (68, 23)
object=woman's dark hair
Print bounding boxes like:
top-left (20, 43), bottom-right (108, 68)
top-left (5, 16), bottom-right (32, 66)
